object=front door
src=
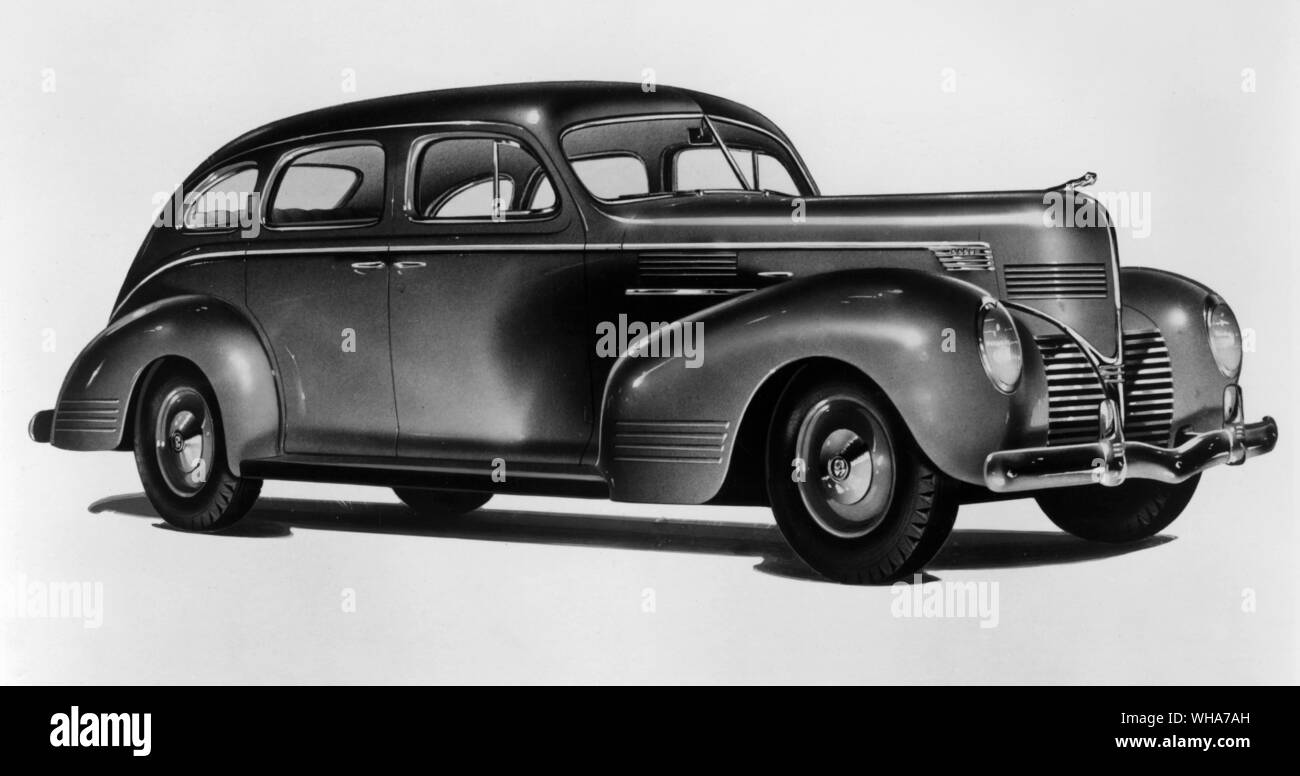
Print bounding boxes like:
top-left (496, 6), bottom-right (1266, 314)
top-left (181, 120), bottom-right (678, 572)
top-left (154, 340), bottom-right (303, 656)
top-left (246, 140), bottom-right (397, 457)
top-left (387, 128), bottom-right (590, 465)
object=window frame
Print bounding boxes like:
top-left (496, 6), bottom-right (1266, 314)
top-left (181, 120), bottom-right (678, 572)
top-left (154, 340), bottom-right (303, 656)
top-left (181, 162), bottom-right (259, 233)
top-left (261, 139), bottom-right (387, 231)
top-left (426, 173), bottom-right (517, 219)
top-left (670, 144), bottom-right (800, 195)
top-left (404, 131), bottom-right (562, 225)
top-left (559, 113), bottom-right (818, 204)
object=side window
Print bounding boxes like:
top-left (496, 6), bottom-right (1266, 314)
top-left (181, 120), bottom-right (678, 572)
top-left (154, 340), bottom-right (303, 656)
top-left (673, 147), bottom-right (799, 195)
top-left (674, 147), bottom-right (753, 191)
top-left (184, 166), bottom-right (258, 229)
top-left (755, 153), bottom-right (799, 196)
top-left (268, 143), bottom-right (385, 227)
top-left (570, 155), bottom-right (648, 200)
top-left (411, 136), bottom-right (557, 220)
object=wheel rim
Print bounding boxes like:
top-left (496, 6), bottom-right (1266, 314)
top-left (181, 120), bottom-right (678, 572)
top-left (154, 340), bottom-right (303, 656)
top-left (794, 396), bottom-right (896, 539)
top-left (153, 386), bottom-right (215, 497)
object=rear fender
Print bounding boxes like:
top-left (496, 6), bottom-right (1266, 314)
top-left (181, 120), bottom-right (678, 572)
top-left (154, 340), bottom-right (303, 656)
top-left (51, 295), bottom-right (280, 475)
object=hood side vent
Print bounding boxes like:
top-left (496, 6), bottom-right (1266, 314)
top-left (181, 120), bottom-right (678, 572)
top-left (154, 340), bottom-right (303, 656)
top-left (1005, 263), bottom-right (1108, 299)
top-left (932, 244), bottom-right (994, 272)
top-left (638, 252), bottom-right (738, 279)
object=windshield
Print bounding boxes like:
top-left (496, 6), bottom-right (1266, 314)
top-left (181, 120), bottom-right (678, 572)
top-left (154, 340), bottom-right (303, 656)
top-left (561, 114), bottom-right (807, 201)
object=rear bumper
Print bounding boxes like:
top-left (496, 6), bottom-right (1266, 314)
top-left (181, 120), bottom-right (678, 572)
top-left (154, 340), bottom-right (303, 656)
top-left (985, 385), bottom-right (1278, 493)
top-left (28, 409), bottom-right (54, 444)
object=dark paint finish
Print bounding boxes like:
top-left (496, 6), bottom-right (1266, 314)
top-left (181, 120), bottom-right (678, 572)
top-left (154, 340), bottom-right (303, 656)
top-left (40, 82), bottom-right (1273, 505)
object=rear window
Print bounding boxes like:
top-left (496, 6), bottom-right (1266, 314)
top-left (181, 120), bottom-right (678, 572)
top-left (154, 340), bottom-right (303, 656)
top-left (184, 166), bottom-right (257, 229)
top-left (268, 143), bottom-right (385, 227)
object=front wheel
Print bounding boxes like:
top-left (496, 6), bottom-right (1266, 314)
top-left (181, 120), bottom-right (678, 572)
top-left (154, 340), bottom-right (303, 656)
top-left (133, 369), bottom-right (261, 531)
top-left (766, 377), bottom-right (959, 584)
top-left (1035, 475), bottom-right (1200, 543)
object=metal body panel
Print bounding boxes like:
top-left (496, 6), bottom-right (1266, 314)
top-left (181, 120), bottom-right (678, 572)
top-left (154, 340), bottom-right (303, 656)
top-left (385, 124), bottom-right (592, 464)
top-left (245, 244), bottom-right (397, 457)
top-left (597, 269), bottom-right (1038, 502)
top-left (1119, 267), bottom-right (1233, 436)
top-left (50, 293), bottom-right (279, 476)
top-left (41, 82), bottom-right (1272, 503)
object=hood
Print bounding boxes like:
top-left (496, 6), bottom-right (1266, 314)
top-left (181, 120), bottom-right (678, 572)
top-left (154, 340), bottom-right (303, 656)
top-left (609, 188), bottom-right (1120, 356)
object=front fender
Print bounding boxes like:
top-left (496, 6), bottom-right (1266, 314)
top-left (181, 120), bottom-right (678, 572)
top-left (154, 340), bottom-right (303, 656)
top-left (51, 295), bottom-right (280, 475)
top-left (1120, 267), bottom-right (1232, 436)
top-left (598, 269), bottom-right (1033, 502)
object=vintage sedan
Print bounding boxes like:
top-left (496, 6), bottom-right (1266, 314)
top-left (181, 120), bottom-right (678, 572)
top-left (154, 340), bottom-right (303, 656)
top-left (29, 82), bottom-right (1278, 583)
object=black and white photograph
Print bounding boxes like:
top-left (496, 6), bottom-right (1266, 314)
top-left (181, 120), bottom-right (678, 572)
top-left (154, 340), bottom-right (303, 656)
top-left (1, 0), bottom-right (1295, 713)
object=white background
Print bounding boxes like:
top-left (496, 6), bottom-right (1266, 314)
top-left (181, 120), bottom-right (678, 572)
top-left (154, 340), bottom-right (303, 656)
top-left (1, 0), bottom-right (1296, 683)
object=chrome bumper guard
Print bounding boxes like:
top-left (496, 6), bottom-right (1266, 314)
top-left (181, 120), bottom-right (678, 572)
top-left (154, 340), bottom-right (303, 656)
top-left (984, 385), bottom-right (1278, 493)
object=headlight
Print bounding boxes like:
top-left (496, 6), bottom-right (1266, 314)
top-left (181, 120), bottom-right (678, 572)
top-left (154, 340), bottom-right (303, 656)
top-left (978, 300), bottom-right (1022, 393)
top-left (1205, 296), bottom-right (1242, 379)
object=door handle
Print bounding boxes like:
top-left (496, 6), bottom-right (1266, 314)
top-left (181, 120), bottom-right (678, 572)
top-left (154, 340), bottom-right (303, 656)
top-left (350, 260), bottom-right (386, 272)
top-left (392, 261), bottom-right (426, 269)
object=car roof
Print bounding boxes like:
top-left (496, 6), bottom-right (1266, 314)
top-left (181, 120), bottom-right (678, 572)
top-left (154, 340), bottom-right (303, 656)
top-left (203, 81), bottom-right (791, 171)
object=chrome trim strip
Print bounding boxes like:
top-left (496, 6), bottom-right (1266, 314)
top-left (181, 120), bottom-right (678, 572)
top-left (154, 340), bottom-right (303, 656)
top-left (115, 239), bottom-right (992, 318)
top-left (179, 161), bottom-right (259, 233)
top-left (625, 288), bottom-right (754, 296)
top-left (111, 251), bottom-right (247, 319)
top-left (247, 246), bottom-right (387, 255)
top-left (259, 139), bottom-right (386, 232)
top-left (612, 240), bottom-right (989, 251)
top-left (403, 126), bottom-right (563, 225)
top-left (559, 112), bottom-right (820, 200)
top-left (389, 243), bottom-right (586, 252)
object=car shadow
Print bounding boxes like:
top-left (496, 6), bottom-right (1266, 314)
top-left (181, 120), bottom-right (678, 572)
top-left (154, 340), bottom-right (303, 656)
top-left (88, 494), bottom-right (1174, 585)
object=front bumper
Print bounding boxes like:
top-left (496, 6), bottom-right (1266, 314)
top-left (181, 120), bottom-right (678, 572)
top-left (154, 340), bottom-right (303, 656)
top-left (984, 385), bottom-right (1278, 493)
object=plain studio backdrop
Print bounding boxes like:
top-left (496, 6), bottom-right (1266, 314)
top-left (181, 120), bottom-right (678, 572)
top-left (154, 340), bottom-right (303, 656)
top-left (1, 0), bottom-right (1296, 683)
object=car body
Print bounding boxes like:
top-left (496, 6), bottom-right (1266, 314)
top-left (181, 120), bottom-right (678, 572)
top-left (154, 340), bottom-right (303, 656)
top-left (29, 81), bottom-right (1278, 582)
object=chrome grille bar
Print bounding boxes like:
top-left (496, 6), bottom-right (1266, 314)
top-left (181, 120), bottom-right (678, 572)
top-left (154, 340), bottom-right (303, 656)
top-left (1036, 329), bottom-right (1174, 446)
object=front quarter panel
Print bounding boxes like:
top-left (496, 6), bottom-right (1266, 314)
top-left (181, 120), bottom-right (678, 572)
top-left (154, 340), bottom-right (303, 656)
top-left (1121, 267), bottom-right (1234, 437)
top-left (598, 269), bottom-right (1032, 502)
top-left (51, 296), bottom-right (280, 475)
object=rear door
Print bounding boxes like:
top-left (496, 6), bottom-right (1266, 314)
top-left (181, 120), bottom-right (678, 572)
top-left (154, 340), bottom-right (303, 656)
top-left (246, 139), bottom-right (398, 457)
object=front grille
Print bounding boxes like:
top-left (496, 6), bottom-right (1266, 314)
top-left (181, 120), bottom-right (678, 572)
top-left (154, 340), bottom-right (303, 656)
top-left (1004, 263), bottom-right (1108, 299)
top-left (1036, 330), bottom-right (1174, 446)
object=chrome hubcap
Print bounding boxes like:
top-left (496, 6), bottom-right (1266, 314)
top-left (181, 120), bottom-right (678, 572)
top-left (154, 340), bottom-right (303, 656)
top-left (154, 387), bottom-right (214, 497)
top-left (795, 397), bottom-right (896, 538)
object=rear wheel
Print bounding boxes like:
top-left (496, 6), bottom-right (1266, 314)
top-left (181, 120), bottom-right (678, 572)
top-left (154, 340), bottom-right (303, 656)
top-left (1036, 475), bottom-right (1200, 543)
top-left (133, 369), bottom-right (261, 531)
top-left (766, 377), bottom-right (958, 584)
top-left (393, 488), bottom-right (491, 517)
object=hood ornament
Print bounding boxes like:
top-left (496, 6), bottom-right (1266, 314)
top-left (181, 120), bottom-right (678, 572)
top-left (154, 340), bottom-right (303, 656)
top-left (1057, 171), bottom-right (1098, 191)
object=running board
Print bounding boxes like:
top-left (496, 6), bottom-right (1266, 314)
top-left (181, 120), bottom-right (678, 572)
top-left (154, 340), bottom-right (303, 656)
top-left (241, 454), bottom-right (609, 499)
